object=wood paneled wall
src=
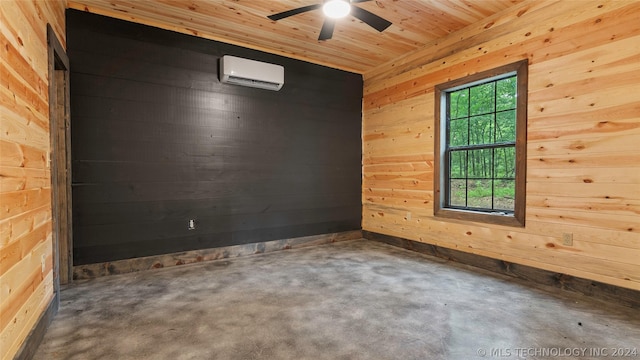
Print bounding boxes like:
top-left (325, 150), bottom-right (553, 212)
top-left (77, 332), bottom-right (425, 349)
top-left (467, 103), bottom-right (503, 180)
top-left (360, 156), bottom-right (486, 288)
top-left (0, 1), bottom-right (66, 359)
top-left (67, 11), bottom-right (362, 265)
top-left (362, 0), bottom-right (640, 290)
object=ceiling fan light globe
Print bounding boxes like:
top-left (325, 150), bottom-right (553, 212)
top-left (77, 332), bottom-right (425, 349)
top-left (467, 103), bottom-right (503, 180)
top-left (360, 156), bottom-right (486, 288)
top-left (323, 0), bottom-right (351, 19)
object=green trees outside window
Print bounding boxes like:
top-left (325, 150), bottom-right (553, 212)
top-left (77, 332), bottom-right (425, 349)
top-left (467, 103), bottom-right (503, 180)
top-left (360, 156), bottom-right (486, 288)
top-left (447, 76), bottom-right (517, 212)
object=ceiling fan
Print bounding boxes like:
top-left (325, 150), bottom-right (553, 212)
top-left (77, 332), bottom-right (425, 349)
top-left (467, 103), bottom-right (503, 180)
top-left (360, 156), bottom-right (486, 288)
top-left (267, 0), bottom-right (392, 41)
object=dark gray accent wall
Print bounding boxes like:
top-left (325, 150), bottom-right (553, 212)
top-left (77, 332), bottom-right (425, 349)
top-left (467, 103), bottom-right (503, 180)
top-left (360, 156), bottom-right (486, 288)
top-left (67, 10), bottom-right (363, 265)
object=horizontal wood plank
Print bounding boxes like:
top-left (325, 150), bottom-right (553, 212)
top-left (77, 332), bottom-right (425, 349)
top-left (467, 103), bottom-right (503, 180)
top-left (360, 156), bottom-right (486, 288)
top-left (0, 166), bottom-right (50, 192)
top-left (528, 131), bottom-right (640, 156)
top-left (527, 167), bottom-right (640, 184)
top-left (0, 188), bottom-right (51, 221)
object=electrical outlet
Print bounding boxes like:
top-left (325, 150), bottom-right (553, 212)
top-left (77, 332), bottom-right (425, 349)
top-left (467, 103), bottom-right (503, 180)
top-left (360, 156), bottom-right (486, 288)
top-left (188, 219), bottom-right (196, 230)
top-left (562, 233), bottom-right (573, 246)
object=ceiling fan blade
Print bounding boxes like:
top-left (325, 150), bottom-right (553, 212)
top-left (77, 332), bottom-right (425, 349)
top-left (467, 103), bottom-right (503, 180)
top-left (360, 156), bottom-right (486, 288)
top-left (268, 4), bottom-right (322, 21)
top-left (350, 6), bottom-right (392, 32)
top-left (318, 19), bottom-right (336, 40)
top-left (351, 0), bottom-right (372, 3)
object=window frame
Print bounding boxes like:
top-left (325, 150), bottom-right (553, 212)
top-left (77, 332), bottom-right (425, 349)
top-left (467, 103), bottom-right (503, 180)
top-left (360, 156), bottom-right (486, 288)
top-left (434, 59), bottom-right (528, 227)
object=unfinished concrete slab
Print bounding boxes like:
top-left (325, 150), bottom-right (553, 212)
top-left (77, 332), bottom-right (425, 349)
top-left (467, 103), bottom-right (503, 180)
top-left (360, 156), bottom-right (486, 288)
top-left (34, 240), bottom-right (640, 360)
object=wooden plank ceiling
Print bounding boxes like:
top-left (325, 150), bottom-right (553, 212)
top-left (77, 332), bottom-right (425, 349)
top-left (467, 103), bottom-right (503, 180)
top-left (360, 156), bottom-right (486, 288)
top-left (66, 0), bottom-right (524, 74)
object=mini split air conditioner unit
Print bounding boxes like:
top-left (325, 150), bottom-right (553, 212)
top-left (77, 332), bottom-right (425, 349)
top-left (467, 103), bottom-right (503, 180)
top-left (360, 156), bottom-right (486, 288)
top-left (219, 55), bottom-right (284, 91)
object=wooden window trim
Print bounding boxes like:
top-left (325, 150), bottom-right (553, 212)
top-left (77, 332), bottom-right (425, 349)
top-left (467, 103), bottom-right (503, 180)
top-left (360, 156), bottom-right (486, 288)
top-left (434, 59), bottom-right (528, 227)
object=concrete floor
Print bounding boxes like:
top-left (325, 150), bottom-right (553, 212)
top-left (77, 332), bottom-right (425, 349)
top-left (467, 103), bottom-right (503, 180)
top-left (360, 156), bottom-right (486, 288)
top-left (34, 239), bottom-right (640, 360)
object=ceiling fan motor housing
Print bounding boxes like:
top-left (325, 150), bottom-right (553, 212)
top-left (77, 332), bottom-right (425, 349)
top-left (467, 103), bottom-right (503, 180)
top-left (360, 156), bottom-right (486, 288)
top-left (268, 0), bottom-right (391, 41)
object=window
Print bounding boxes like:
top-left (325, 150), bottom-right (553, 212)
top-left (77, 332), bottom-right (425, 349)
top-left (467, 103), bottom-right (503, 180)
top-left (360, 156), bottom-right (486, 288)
top-left (434, 60), bottom-right (527, 227)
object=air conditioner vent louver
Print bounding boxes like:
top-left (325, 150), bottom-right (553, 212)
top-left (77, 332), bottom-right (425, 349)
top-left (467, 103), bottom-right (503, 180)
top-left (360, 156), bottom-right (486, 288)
top-left (219, 55), bottom-right (284, 91)
top-left (227, 76), bottom-right (282, 91)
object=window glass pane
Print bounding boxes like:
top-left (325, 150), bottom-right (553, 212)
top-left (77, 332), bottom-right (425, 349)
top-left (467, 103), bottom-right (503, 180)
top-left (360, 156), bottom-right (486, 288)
top-left (496, 110), bottom-right (516, 142)
top-left (470, 82), bottom-right (495, 116)
top-left (467, 179), bottom-right (492, 209)
top-left (449, 89), bottom-right (469, 119)
top-left (494, 147), bottom-right (515, 178)
top-left (469, 114), bottom-right (494, 145)
top-left (449, 150), bottom-right (466, 178)
top-left (496, 76), bottom-right (517, 111)
top-left (449, 119), bottom-right (468, 147)
top-left (449, 179), bottom-right (466, 207)
top-left (494, 179), bottom-right (515, 211)
top-left (467, 148), bottom-right (493, 179)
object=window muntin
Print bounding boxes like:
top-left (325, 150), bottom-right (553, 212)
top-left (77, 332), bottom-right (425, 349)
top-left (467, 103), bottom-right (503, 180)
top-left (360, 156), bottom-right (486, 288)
top-left (434, 60), bottom-right (527, 227)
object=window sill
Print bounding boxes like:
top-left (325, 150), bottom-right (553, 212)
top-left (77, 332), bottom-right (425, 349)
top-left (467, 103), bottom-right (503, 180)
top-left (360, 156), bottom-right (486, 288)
top-left (435, 207), bottom-right (525, 227)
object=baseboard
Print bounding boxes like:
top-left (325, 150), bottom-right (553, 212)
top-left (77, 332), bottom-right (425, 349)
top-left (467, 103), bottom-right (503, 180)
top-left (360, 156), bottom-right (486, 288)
top-left (13, 293), bottom-right (58, 360)
top-left (363, 230), bottom-right (640, 309)
top-left (74, 230), bottom-right (362, 280)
